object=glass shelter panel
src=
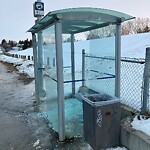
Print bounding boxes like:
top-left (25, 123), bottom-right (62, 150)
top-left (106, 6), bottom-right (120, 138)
top-left (42, 25), bottom-right (59, 132)
top-left (62, 35), bottom-right (87, 137)
top-left (62, 40), bottom-right (72, 97)
top-left (84, 25), bottom-right (116, 96)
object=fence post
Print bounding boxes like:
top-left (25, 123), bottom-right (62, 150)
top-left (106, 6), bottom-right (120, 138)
top-left (47, 57), bottom-right (50, 66)
top-left (82, 49), bottom-right (85, 87)
top-left (141, 47), bottom-right (150, 114)
top-left (115, 23), bottom-right (121, 98)
top-left (71, 34), bottom-right (75, 96)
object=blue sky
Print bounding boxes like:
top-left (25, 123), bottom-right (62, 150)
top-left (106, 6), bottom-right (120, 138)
top-left (0, 0), bottom-right (150, 42)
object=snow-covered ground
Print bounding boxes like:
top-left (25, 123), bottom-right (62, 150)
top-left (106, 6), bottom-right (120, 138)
top-left (7, 32), bottom-right (150, 59)
top-left (1, 32), bottom-right (150, 150)
top-left (2, 32), bottom-right (149, 80)
top-left (8, 47), bottom-right (33, 57)
top-left (131, 115), bottom-right (150, 136)
top-left (0, 52), bottom-right (34, 78)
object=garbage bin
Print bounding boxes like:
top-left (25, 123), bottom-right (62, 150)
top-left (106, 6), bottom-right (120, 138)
top-left (82, 93), bottom-right (121, 150)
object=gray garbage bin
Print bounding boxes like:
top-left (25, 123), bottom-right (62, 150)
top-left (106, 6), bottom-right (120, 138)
top-left (82, 94), bottom-right (121, 150)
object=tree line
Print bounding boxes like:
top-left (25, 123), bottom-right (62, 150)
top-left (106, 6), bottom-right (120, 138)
top-left (1, 39), bottom-right (32, 52)
top-left (85, 17), bottom-right (150, 40)
top-left (18, 39), bottom-right (32, 50)
top-left (121, 17), bottom-right (150, 35)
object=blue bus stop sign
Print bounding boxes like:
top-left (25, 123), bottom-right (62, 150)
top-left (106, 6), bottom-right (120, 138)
top-left (34, 2), bottom-right (44, 17)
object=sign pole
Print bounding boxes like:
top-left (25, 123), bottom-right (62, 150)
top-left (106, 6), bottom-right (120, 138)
top-left (33, 0), bottom-right (45, 99)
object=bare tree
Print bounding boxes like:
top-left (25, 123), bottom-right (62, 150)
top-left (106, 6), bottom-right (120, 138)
top-left (85, 25), bottom-right (116, 40)
top-left (121, 17), bottom-right (150, 35)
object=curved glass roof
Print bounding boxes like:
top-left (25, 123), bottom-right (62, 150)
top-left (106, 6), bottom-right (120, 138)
top-left (28, 7), bottom-right (134, 34)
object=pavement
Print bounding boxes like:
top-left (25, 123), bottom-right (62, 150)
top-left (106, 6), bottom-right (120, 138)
top-left (0, 62), bottom-right (53, 150)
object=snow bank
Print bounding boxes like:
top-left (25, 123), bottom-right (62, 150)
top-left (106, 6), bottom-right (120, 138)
top-left (0, 55), bottom-right (34, 78)
top-left (131, 115), bottom-right (150, 136)
top-left (9, 47), bottom-right (33, 56)
top-left (121, 32), bottom-right (150, 58)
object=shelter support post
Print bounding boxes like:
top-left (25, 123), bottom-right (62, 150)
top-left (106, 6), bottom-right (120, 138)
top-left (82, 49), bottom-right (85, 87)
top-left (55, 20), bottom-right (65, 141)
top-left (37, 30), bottom-right (45, 97)
top-left (115, 23), bottom-right (121, 97)
top-left (71, 34), bottom-right (75, 96)
top-left (32, 33), bottom-right (40, 104)
top-left (141, 47), bottom-right (150, 113)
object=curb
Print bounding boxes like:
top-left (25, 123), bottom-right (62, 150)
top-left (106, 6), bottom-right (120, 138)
top-left (121, 118), bottom-right (150, 150)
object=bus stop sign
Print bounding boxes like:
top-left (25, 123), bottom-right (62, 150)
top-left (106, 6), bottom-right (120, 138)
top-left (34, 2), bottom-right (44, 17)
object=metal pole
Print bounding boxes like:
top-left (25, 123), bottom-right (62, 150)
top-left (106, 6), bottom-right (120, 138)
top-left (82, 49), bottom-right (85, 87)
top-left (36, 0), bottom-right (45, 98)
top-left (115, 23), bottom-right (121, 98)
top-left (37, 30), bottom-right (45, 97)
top-left (32, 33), bottom-right (40, 104)
top-left (47, 57), bottom-right (50, 66)
top-left (71, 34), bottom-right (75, 96)
top-left (141, 47), bottom-right (150, 113)
top-left (55, 20), bottom-right (65, 141)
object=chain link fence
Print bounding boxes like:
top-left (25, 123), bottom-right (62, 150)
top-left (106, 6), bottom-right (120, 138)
top-left (121, 58), bottom-right (145, 111)
top-left (84, 54), bottom-right (147, 112)
top-left (84, 54), bottom-right (115, 96)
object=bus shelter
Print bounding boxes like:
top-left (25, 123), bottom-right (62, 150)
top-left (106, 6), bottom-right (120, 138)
top-left (28, 7), bottom-right (134, 141)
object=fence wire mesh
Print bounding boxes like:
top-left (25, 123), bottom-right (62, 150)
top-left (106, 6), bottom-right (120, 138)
top-left (85, 54), bottom-right (115, 96)
top-left (84, 54), bottom-right (146, 112)
top-left (121, 58), bottom-right (145, 111)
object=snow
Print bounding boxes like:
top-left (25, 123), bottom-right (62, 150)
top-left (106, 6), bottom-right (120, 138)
top-left (0, 32), bottom-right (148, 79)
top-left (106, 147), bottom-right (127, 150)
top-left (9, 47), bottom-right (33, 56)
top-left (0, 54), bottom-right (34, 78)
top-left (33, 139), bottom-right (40, 148)
top-left (85, 144), bottom-right (127, 150)
top-left (121, 32), bottom-right (150, 58)
top-left (131, 115), bottom-right (150, 136)
top-left (0, 32), bottom-right (150, 147)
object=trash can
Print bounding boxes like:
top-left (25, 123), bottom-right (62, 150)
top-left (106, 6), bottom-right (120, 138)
top-left (82, 94), bottom-right (121, 150)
